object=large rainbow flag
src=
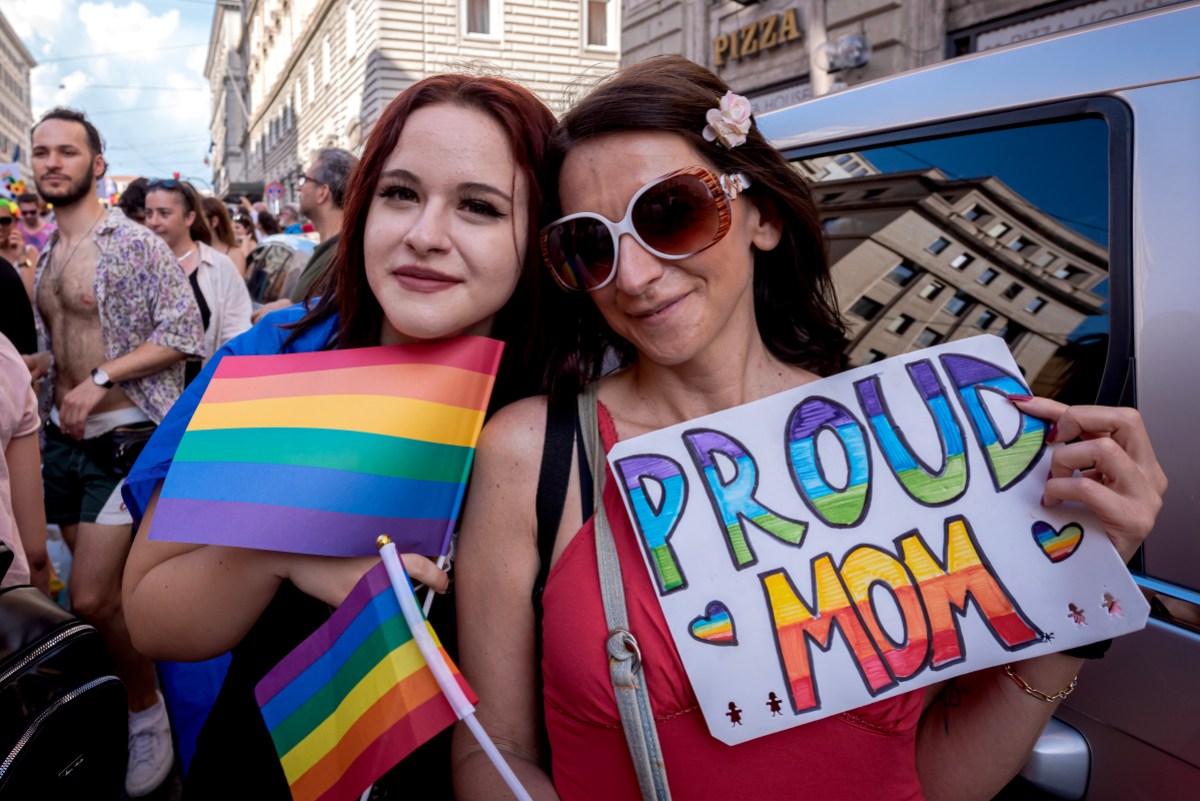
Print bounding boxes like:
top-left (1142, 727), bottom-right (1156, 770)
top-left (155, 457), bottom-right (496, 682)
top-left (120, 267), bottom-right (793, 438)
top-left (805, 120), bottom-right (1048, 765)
top-left (255, 561), bottom-right (475, 801)
top-left (152, 337), bottom-right (504, 557)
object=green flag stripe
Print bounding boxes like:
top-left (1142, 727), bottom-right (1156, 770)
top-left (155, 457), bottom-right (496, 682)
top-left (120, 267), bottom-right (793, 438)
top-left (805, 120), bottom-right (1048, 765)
top-left (268, 611), bottom-right (415, 755)
top-left (175, 428), bottom-right (471, 483)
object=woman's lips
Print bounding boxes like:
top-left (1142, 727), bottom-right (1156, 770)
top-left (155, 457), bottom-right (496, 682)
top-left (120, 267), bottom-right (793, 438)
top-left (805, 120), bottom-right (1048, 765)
top-left (393, 265), bottom-right (460, 293)
top-left (630, 294), bottom-right (686, 321)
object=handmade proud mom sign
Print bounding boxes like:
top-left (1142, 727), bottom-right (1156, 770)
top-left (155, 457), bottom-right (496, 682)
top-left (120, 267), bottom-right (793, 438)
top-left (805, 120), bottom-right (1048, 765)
top-left (607, 335), bottom-right (1148, 745)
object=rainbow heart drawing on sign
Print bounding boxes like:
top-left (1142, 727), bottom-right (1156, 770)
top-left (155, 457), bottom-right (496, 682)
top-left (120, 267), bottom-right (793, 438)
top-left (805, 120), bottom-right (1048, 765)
top-left (1032, 520), bottom-right (1083, 563)
top-left (689, 601), bottom-right (738, 646)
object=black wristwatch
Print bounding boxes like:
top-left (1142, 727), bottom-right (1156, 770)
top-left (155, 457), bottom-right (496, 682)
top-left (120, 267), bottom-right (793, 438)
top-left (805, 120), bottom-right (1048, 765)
top-left (91, 367), bottom-right (114, 389)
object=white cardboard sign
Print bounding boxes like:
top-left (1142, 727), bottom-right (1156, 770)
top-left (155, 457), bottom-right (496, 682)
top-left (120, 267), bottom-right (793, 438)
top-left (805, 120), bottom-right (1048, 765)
top-left (606, 335), bottom-right (1148, 745)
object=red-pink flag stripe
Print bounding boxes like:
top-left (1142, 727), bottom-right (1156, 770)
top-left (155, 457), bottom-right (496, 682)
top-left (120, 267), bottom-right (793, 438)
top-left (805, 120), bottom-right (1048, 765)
top-left (212, 337), bottom-right (504, 379)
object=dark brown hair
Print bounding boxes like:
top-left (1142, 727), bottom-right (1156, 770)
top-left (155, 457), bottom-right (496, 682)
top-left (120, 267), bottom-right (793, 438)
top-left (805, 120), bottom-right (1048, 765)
top-left (147, 179), bottom-right (212, 246)
top-left (539, 55), bottom-right (847, 401)
top-left (257, 210), bottom-right (282, 237)
top-left (201, 196), bottom-right (238, 249)
top-left (286, 73), bottom-right (559, 408)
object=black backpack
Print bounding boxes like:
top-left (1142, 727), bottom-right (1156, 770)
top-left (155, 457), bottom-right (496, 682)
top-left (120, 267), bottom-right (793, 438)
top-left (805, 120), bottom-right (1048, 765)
top-left (0, 544), bottom-right (128, 799)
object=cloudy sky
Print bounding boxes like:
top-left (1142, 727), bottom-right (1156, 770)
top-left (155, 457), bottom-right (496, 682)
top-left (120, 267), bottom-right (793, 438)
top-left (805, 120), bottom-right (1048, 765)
top-left (8, 0), bottom-right (216, 189)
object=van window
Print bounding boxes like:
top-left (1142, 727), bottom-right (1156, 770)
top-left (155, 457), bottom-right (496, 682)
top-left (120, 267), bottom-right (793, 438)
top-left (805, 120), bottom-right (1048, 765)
top-left (795, 116), bottom-right (1113, 405)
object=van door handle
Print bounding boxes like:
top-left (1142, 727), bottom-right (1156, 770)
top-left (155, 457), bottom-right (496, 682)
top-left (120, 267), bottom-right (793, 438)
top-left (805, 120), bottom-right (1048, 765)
top-left (1019, 717), bottom-right (1091, 799)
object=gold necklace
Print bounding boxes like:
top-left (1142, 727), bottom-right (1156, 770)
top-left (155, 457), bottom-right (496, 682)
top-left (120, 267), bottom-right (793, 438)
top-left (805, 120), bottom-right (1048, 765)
top-left (49, 212), bottom-right (104, 291)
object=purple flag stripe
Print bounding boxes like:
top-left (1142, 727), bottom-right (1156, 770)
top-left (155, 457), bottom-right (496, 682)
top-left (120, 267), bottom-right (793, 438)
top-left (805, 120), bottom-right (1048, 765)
top-left (150, 498), bottom-right (451, 557)
top-left (255, 563), bottom-right (393, 704)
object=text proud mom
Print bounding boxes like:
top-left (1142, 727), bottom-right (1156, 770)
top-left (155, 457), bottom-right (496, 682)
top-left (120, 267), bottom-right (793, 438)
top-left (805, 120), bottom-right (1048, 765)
top-left (607, 336), bottom-right (1143, 745)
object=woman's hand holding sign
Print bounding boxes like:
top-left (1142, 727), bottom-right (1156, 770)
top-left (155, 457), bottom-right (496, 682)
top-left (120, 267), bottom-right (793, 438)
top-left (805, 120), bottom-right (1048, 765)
top-left (1011, 396), bottom-right (1167, 563)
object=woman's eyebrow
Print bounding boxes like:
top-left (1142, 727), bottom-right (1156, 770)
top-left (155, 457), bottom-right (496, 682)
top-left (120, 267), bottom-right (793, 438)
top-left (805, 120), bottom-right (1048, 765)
top-left (459, 181), bottom-right (512, 203)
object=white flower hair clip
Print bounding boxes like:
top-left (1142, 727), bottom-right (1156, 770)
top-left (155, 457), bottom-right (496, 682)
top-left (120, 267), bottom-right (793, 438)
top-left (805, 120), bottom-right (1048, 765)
top-left (703, 90), bottom-right (753, 149)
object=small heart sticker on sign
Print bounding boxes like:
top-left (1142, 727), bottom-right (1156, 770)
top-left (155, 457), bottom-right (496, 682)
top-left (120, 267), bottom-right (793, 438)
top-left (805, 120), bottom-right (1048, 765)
top-left (1032, 520), bottom-right (1084, 563)
top-left (689, 601), bottom-right (738, 646)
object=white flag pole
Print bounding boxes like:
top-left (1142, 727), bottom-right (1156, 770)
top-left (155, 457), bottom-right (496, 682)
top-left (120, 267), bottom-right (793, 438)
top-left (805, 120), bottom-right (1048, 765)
top-left (377, 538), bottom-right (533, 801)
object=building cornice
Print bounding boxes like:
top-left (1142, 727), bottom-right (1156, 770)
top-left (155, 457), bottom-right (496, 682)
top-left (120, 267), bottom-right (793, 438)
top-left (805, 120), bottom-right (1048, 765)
top-left (246, 0), bottom-right (339, 133)
top-left (0, 12), bottom-right (37, 68)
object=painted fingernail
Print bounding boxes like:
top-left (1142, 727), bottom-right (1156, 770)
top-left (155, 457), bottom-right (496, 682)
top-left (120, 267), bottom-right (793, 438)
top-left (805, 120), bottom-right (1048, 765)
top-left (1045, 422), bottom-right (1058, 442)
top-left (1007, 393), bottom-right (1033, 402)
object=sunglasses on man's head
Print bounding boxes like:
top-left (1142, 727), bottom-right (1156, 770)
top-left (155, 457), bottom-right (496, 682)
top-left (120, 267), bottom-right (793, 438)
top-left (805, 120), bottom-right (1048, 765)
top-left (539, 166), bottom-right (751, 293)
top-left (147, 178), bottom-right (182, 189)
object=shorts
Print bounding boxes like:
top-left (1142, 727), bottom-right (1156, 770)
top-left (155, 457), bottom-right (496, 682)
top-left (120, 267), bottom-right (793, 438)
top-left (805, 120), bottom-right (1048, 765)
top-left (42, 422), bottom-right (134, 527)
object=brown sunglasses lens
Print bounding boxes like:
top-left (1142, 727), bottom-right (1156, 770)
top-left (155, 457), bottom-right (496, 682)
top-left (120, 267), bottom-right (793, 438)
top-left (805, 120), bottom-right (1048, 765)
top-left (631, 173), bottom-right (722, 257)
top-left (543, 218), bottom-right (617, 291)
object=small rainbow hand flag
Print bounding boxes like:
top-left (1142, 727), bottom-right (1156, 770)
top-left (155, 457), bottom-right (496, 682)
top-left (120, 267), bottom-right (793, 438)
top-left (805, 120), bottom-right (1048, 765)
top-left (152, 337), bottom-right (504, 557)
top-left (255, 561), bottom-right (475, 801)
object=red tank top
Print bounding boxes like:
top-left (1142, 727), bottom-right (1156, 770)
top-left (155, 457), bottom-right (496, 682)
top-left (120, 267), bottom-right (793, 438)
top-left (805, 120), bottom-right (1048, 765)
top-left (540, 401), bottom-right (926, 800)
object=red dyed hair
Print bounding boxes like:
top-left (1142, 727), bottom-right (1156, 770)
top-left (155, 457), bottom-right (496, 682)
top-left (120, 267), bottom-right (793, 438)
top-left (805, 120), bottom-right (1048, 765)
top-left (287, 74), bottom-right (557, 403)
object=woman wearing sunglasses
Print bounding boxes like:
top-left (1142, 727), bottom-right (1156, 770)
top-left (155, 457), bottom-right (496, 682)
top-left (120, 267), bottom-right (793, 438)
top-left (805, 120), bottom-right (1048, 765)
top-left (0, 200), bottom-right (39, 303)
top-left (452, 56), bottom-right (1166, 800)
top-left (121, 73), bottom-right (556, 799)
top-left (144, 179), bottom-right (253, 385)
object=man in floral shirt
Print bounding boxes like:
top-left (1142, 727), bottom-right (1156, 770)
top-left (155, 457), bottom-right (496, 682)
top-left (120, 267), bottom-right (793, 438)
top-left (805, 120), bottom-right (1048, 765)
top-left (25, 107), bottom-right (203, 798)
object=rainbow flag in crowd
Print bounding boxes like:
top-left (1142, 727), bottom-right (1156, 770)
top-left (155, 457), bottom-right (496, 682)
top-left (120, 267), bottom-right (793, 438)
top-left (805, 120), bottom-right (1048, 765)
top-left (152, 338), bottom-right (504, 557)
top-left (255, 562), bottom-right (475, 801)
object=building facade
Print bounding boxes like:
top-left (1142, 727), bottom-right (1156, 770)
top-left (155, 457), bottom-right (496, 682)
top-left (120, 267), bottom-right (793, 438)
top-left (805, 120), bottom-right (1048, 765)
top-left (206, 0), bottom-right (250, 200)
top-left (0, 9), bottom-right (35, 185)
top-left (622, 0), bottom-right (1184, 116)
top-left (812, 167), bottom-right (1107, 389)
top-left (208, 0), bottom-right (621, 200)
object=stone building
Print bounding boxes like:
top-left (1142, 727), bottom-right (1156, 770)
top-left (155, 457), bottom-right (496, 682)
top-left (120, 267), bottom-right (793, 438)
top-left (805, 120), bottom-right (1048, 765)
top-left (207, 0), bottom-right (621, 200)
top-left (622, 0), bottom-right (1184, 115)
top-left (0, 10), bottom-right (35, 182)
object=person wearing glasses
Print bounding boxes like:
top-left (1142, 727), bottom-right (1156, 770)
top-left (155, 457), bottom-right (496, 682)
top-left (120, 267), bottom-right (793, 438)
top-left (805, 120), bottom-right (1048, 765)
top-left (27, 107), bottom-right (204, 798)
top-left (16, 191), bottom-right (55, 252)
top-left (252, 148), bottom-right (358, 323)
top-left (121, 73), bottom-right (558, 799)
top-left (451, 57), bottom-right (1168, 800)
top-left (0, 199), bottom-right (39, 302)
top-left (294, 148), bottom-right (356, 298)
top-left (200, 196), bottom-right (248, 279)
top-left (144, 179), bottom-right (252, 386)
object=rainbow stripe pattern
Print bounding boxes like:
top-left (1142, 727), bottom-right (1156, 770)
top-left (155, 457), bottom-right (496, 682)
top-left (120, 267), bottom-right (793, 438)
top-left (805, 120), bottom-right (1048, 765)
top-left (152, 338), bottom-right (504, 557)
top-left (1032, 520), bottom-right (1083, 562)
top-left (786, 397), bottom-right (871, 526)
top-left (689, 601), bottom-right (737, 646)
top-left (255, 562), bottom-right (474, 801)
top-left (855, 363), bottom-right (968, 505)
top-left (940, 354), bottom-right (1044, 491)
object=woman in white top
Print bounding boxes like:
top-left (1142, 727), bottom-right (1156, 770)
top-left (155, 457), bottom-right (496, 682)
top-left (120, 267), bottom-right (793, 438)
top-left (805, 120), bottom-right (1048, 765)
top-left (144, 180), bottom-right (252, 382)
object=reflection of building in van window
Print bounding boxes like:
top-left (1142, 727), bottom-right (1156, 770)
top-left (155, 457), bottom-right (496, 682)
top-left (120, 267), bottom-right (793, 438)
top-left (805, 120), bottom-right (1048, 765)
top-left (811, 167), bottom-right (1107, 397)
top-left (795, 153), bottom-right (880, 183)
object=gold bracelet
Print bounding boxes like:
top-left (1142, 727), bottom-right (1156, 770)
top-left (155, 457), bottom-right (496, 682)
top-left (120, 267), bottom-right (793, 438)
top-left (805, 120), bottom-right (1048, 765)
top-left (1002, 663), bottom-right (1077, 702)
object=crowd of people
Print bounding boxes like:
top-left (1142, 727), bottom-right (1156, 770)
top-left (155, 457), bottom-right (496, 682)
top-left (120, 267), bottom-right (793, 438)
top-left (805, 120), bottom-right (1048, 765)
top-left (0, 56), bottom-right (1168, 801)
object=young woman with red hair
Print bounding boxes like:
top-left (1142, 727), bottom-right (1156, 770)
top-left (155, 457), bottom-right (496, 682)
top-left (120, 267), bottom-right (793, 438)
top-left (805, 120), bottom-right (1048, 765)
top-left (121, 73), bottom-right (558, 798)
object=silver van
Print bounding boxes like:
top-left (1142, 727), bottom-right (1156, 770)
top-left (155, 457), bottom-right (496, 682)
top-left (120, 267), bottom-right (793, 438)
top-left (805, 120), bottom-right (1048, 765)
top-left (757, 5), bottom-right (1200, 798)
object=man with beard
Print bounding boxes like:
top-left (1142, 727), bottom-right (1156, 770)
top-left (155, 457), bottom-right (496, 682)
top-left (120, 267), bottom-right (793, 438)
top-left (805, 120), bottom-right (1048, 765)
top-left (24, 108), bottom-right (203, 798)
